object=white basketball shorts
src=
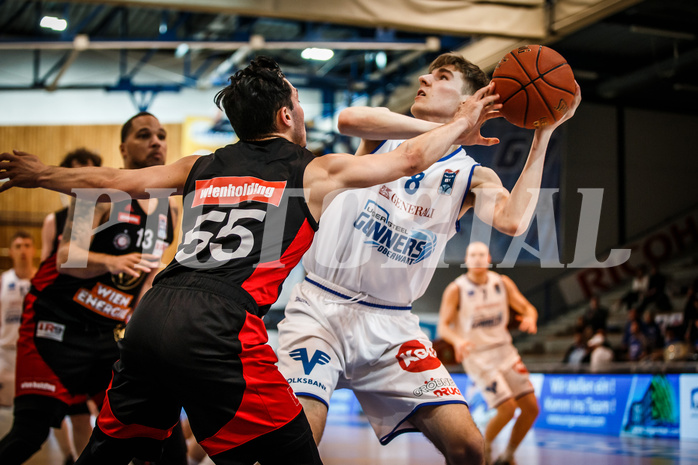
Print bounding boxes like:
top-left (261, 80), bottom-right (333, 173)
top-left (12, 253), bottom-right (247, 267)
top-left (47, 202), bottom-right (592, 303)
top-left (276, 274), bottom-right (467, 445)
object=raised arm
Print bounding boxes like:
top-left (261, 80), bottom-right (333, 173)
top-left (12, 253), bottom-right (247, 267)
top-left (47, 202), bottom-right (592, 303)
top-left (501, 274), bottom-right (538, 334)
top-left (337, 106), bottom-right (441, 142)
top-left (462, 82), bottom-right (581, 235)
top-left (0, 152), bottom-right (200, 198)
top-left (304, 83), bottom-right (501, 219)
top-left (437, 281), bottom-right (471, 363)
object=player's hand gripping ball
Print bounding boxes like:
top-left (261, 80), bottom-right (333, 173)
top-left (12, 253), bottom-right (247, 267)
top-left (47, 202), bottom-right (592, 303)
top-left (491, 45), bottom-right (576, 129)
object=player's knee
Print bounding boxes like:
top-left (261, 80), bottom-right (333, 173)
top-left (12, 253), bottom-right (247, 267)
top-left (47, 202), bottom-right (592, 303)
top-left (497, 400), bottom-right (517, 421)
top-left (443, 433), bottom-right (484, 465)
top-left (0, 410), bottom-right (53, 457)
top-left (523, 399), bottom-right (540, 420)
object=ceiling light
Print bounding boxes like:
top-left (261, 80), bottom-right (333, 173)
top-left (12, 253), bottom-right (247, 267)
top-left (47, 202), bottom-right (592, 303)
top-left (175, 43), bottom-right (189, 58)
top-left (40, 16), bottom-right (67, 32)
top-left (375, 51), bottom-right (387, 69)
top-left (301, 48), bottom-right (334, 61)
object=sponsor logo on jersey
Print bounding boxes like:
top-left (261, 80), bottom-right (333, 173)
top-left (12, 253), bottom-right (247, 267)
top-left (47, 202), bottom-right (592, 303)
top-left (36, 320), bottom-right (66, 342)
top-left (378, 185), bottom-right (434, 218)
top-left (113, 231), bottom-right (131, 250)
top-left (157, 213), bottom-right (168, 239)
top-left (8, 282), bottom-right (15, 290)
top-left (286, 377), bottom-right (328, 392)
top-left (118, 211), bottom-right (142, 225)
top-left (396, 340), bottom-right (441, 372)
top-left (437, 169), bottom-right (459, 195)
top-left (289, 348), bottom-right (331, 375)
top-left (354, 201), bottom-right (437, 266)
top-left (20, 381), bottom-right (56, 392)
top-left (413, 377), bottom-right (462, 397)
top-left (73, 283), bottom-right (134, 321)
top-left (193, 176), bottom-right (286, 207)
top-left (472, 312), bottom-right (503, 329)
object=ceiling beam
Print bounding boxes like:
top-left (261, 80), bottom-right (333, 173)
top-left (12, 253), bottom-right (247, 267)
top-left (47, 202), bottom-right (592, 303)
top-left (62, 0), bottom-right (548, 39)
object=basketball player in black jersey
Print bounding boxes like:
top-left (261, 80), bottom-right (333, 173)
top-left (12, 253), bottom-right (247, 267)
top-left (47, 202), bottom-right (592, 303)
top-left (0, 56), bottom-right (502, 465)
top-left (39, 149), bottom-right (103, 465)
top-left (0, 114), bottom-right (185, 465)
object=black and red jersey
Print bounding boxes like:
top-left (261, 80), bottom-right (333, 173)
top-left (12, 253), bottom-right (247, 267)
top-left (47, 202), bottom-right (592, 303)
top-left (157, 137), bottom-right (318, 315)
top-left (30, 199), bottom-right (174, 327)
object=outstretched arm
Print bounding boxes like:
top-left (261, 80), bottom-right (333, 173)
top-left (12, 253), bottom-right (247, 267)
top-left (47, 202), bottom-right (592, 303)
top-left (0, 152), bottom-right (200, 198)
top-left (462, 82), bottom-right (582, 234)
top-left (304, 83), bottom-right (501, 219)
top-left (502, 274), bottom-right (538, 334)
top-left (437, 282), bottom-right (471, 363)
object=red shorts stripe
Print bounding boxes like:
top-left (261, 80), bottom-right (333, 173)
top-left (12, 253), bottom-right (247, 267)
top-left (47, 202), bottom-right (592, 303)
top-left (199, 312), bottom-right (301, 456)
top-left (97, 376), bottom-right (174, 441)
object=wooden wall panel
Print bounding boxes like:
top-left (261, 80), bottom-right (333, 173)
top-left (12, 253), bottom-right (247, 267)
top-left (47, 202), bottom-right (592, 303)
top-left (0, 123), bottom-right (182, 270)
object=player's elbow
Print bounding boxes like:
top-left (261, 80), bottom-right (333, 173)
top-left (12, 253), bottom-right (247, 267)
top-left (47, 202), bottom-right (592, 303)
top-left (495, 215), bottom-right (530, 237)
top-left (495, 221), bottom-right (523, 237)
top-left (337, 108), bottom-right (363, 136)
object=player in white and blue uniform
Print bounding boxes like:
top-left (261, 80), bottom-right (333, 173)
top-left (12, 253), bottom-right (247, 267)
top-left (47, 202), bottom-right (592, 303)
top-left (277, 52), bottom-right (580, 464)
top-left (438, 242), bottom-right (539, 465)
top-left (0, 232), bottom-right (36, 407)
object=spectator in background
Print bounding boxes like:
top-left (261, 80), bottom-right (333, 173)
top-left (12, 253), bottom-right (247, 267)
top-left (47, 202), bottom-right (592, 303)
top-left (582, 295), bottom-right (609, 333)
top-left (618, 265), bottom-right (648, 311)
top-left (0, 231), bottom-right (37, 406)
top-left (625, 320), bottom-right (647, 361)
top-left (638, 264), bottom-right (672, 314)
top-left (682, 278), bottom-right (698, 348)
top-left (562, 330), bottom-right (589, 366)
top-left (622, 308), bottom-right (644, 360)
top-left (587, 331), bottom-right (614, 372)
top-left (641, 309), bottom-right (664, 358)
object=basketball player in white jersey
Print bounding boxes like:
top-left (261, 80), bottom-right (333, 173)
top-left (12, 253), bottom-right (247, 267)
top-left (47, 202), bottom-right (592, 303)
top-left (276, 52), bottom-right (579, 464)
top-left (0, 231), bottom-right (36, 406)
top-left (438, 242), bottom-right (538, 465)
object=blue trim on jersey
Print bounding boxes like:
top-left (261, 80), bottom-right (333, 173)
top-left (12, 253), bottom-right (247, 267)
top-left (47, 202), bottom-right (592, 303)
top-left (305, 277), bottom-right (412, 311)
top-left (456, 162), bottom-right (481, 233)
top-left (379, 399), bottom-right (468, 445)
top-left (294, 392), bottom-right (329, 408)
top-left (370, 140), bottom-right (388, 154)
top-left (438, 146), bottom-right (462, 163)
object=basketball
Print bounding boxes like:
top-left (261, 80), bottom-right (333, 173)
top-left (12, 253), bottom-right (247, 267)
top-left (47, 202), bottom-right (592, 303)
top-left (491, 45), bottom-right (576, 129)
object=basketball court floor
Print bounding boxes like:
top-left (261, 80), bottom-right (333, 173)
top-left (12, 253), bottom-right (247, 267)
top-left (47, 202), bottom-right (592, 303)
top-left (2, 405), bottom-right (696, 464)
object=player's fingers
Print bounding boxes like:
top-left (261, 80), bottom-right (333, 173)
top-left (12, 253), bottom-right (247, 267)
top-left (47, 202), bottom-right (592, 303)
top-left (0, 151), bottom-right (16, 162)
top-left (133, 263), bottom-right (154, 273)
top-left (480, 137), bottom-right (500, 146)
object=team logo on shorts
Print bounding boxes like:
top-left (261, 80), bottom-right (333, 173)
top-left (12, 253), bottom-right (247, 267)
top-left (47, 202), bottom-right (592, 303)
top-left (513, 359), bottom-right (529, 374)
top-left (36, 321), bottom-right (66, 342)
top-left (413, 377), bottom-right (462, 397)
top-left (485, 381), bottom-right (498, 394)
top-left (289, 348), bottom-right (330, 375)
top-left (396, 340), bottom-right (441, 373)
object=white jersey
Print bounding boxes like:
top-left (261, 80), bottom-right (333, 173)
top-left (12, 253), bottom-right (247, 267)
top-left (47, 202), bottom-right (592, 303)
top-left (303, 139), bottom-right (479, 305)
top-left (0, 269), bottom-right (31, 349)
top-left (454, 271), bottom-right (512, 350)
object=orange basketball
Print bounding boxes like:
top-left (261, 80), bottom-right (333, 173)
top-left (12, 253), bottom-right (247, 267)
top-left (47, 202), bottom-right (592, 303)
top-left (491, 45), bottom-right (576, 129)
